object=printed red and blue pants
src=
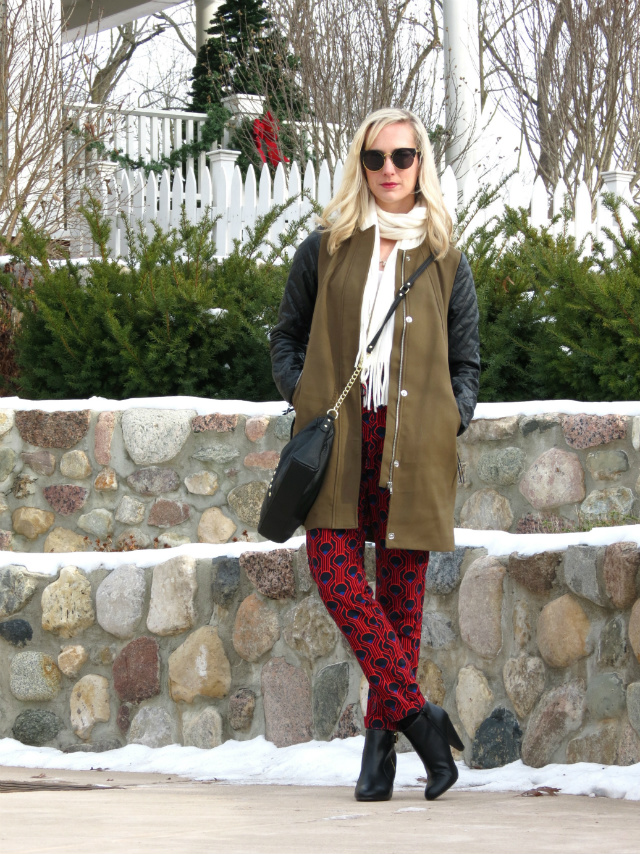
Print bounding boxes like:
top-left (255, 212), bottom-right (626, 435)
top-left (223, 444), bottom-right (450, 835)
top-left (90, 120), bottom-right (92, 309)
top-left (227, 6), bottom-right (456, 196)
top-left (306, 404), bottom-right (428, 730)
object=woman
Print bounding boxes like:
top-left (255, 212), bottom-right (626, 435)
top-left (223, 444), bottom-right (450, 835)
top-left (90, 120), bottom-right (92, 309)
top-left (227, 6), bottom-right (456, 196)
top-left (270, 108), bottom-right (480, 801)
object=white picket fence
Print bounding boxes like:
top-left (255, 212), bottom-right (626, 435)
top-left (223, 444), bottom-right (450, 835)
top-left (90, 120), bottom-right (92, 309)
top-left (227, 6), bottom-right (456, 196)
top-left (75, 106), bottom-right (637, 259)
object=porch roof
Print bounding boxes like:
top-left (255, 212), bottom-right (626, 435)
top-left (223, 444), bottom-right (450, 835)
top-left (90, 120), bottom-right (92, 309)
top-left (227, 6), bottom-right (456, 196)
top-left (61, 0), bottom-right (177, 41)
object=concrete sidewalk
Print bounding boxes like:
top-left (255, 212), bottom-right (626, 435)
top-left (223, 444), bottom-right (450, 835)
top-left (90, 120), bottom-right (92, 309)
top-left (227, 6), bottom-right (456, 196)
top-left (0, 765), bottom-right (638, 854)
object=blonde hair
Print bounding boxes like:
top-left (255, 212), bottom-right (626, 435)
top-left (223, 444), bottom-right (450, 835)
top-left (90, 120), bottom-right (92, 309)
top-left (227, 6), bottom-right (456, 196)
top-left (319, 108), bottom-right (453, 259)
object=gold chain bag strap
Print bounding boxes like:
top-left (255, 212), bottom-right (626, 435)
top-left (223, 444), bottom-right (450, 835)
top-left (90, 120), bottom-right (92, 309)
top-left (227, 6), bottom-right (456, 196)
top-left (258, 253), bottom-right (435, 543)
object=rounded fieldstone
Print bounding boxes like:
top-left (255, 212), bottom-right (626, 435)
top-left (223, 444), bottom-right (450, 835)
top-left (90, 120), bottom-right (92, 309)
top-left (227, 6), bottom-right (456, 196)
top-left (313, 662), bottom-right (349, 740)
top-left (518, 448), bottom-right (585, 510)
top-left (198, 507), bottom-right (236, 544)
top-left (147, 555), bottom-right (197, 636)
top-left (536, 594), bottom-right (590, 668)
top-left (0, 565), bottom-right (37, 618)
top-left (627, 682), bottom-right (640, 737)
top-left (94, 468), bottom-right (117, 491)
top-left (227, 481), bottom-right (268, 528)
top-left (116, 529), bottom-right (152, 550)
top-left (211, 557), bottom-right (241, 607)
top-left (96, 565), bottom-right (146, 639)
top-left (0, 410), bottom-right (14, 437)
top-left (78, 509), bottom-right (114, 540)
top-left (233, 593), bottom-right (280, 662)
top-left (44, 527), bottom-right (88, 553)
top-left (245, 416), bottom-right (269, 442)
top-left (0, 618), bottom-right (33, 647)
top-left (334, 704), bottom-right (361, 739)
top-left (12, 709), bottom-right (64, 746)
top-left (169, 626), bottom-right (231, 703)
top-left (503, 655), bottom-right (545, 718)
top-left (148, 499), bottom-right (190, 528)
top-left (566, 721), bottom-right (619, 765)
top-left (21, 450), bottom-right (55, 476)
top-left (459, 488), bottom-right (513, 531)
top-left (244, 451), bottom-right (280, 470)
top-left (520, 681), bottom-right (586, 768)
top-left (507, 552), bottom-right (560, 595)
top-left (274, 411), bottom-right (295, 441)
top-left (421, 612), bottom-right (456, 649)
top-left (192, 413), bottom-right (238, 433)
top-left (184, 471), bottom-right (219, 495)
top-left (94, 411), bottom-right (116, 466)
top-left (261, 657), bottom-right (312, 748)
top-left (41, 566), bottom-right (95, 637)
top-left (113, 637), bottom-right (160, 703)
top-left (562, 414), bottom-right (627, 449)
top-left (283, 596), bottom-right (338, 661)
top-left (12, 507), bottom-right (55, 540)
top-left (425, 548), bottom-right (465, 595)
top-left (43, 485), bottom-right (89, 515)
top-left (563, 545), bottom-right (606, 606)
top-left (587, 672), bottom-right (626, 720)
top-left (470, 708), bottom-right (522, 769)
top-left (477, 447), bottom-right (526, 486)
top-left (456, 665), bottom-right (494, 739)
top-left (15, 409), bottom-right (90, 449)
top-left (128, 707), bottom-right (176, 748)
top-left (229, 688), bottom-right (257, 731)
top-left (183, 707), bottom-right (223, 749)
top-left (64, 738), bottom-right (123, 754)
top-left (458, 556), bottom-right (505, 658)
top-left (70, 674), bottom-right (110, 740)
top-left (603, 542), bottom-right (640, 609)
top-left (417, 658), bottom-right (446, 706)
top-left (460, 417), bottom-right (518, 443)
top-left (598, 615), bottom-right (628, 668)
top-left (580, 487), bottom-right (634, 525)
top-left (239, 549), bottom-right (296, 599)
top-left (60, 450), bottom-right (92, 479)
top-left (0, 530), bottom-right (14, 550)
top-left (617, 720), bottom-right (640, 766)
top-left (513, 600), bottom-right (533, 649)
top-left (127, 467), bottom-right (180, 495)
top-left (630, 600), bottom-right (640, 662)
top-left (58, 644), bottom-right (88, 678)
top-left (122, 409), bottom-right (196, 465)
top-left (157, 532), bottom-right (190, 548)
top-left (10, 651), bottom-right (61, 700)
top-left (115, 495), bottom-right (146, 525)
top-left (586, 449), bottom-right (629, 480)
top-left (191, 445), bottom-right (240, 465)
top-left (0, 447), bottom-right (16, 481)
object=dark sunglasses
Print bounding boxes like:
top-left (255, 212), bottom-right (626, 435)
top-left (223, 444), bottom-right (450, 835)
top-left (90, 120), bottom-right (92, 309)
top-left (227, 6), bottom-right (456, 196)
top-left (360, 147), bottom-right (421, 172)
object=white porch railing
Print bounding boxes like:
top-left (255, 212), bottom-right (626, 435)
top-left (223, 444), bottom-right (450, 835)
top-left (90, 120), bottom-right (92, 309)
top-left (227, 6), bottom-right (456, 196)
top-left (68, 106), bottom-right (638, 259)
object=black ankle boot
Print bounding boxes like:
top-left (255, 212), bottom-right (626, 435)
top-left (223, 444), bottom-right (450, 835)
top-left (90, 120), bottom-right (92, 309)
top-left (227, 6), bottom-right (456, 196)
top-left (354, 729), bottom-right (397, 801)
top-left (401, 702), bottom-right (464, 801)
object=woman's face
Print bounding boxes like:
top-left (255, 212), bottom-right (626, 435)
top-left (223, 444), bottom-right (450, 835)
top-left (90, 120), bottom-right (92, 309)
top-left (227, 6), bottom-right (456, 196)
top-left (362, 122), bottom-right (421, 214)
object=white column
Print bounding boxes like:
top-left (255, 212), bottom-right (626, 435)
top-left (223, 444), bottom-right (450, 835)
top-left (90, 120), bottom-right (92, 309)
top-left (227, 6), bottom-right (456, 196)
top-left (195, 0), bottom-right (222, 51)
top-left (442, 0), bottom-right (481, 177)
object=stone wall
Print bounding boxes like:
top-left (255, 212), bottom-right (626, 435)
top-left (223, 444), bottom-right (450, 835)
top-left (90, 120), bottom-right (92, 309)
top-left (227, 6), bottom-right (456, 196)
top-left (0, 405), bottom-right (639, 552)
top-left (1, 540), bottom-right (640, 769)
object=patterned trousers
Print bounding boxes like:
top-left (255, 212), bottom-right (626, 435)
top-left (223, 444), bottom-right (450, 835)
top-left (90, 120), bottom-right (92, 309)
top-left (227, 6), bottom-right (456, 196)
top-left (306, 405), bottom-right (429, 730)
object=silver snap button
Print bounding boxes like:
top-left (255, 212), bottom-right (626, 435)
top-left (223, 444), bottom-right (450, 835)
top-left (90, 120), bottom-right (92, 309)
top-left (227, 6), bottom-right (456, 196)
top-left (393, 460), bottom-right (399, 468)
top-left (406, 316), bottom-right (413, 323)
top-left (388, 533), bottom-right (395, 540)
top-left (400, 389), bottom-right (408, 397)
top-left (406, 255), bottom-right (411, 261)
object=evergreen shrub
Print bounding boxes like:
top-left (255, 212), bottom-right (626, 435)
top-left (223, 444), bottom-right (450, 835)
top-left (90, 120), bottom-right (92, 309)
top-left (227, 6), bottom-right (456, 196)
top-left (1, 199), bottom-right (311, 401)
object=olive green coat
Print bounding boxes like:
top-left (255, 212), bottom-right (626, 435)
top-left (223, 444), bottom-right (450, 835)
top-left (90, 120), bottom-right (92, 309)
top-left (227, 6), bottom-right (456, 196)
top-left (291, 227), bottom-right (465, 552)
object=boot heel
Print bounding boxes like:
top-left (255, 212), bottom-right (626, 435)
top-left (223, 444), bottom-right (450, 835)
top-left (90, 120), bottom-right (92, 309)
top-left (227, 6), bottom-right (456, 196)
top-left (425, 702), bottom-right (464, 751)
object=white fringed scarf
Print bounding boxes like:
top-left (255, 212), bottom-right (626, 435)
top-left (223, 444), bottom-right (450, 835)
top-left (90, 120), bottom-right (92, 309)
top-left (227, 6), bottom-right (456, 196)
top-left (357, 199), bottom-right (428, 410)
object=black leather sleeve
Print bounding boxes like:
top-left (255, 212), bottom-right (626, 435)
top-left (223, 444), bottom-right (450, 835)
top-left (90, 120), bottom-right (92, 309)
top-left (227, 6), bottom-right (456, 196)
top-left (270, 229), bottom-right (322, 403)
top-left (448, 253), bottom-right (481, 435)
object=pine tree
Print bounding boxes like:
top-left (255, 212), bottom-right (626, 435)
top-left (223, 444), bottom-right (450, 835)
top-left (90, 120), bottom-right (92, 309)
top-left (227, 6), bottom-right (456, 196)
top-left (189, 0), bottom-right (307, 171)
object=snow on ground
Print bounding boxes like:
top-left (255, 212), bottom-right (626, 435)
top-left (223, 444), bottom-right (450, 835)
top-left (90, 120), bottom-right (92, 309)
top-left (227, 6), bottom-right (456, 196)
top-left (0, 736), bottom-right (638, 800)
top-left (2, 395), bottom-right (640, 418)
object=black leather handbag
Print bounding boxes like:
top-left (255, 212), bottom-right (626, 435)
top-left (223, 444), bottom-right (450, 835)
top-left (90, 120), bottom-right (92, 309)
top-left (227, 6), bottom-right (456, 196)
top-left (258, 253), bottom-right (435, 543)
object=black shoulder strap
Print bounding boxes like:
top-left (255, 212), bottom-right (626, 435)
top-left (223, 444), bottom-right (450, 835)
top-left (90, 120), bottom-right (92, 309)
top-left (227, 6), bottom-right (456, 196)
top-left (366, 253), bottom-right (435, 354)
